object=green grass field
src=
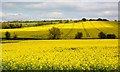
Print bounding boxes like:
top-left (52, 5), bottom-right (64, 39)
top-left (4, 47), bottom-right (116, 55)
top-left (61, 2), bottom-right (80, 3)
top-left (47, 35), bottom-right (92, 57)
top-left (1, 21), bottom-right (118, 39)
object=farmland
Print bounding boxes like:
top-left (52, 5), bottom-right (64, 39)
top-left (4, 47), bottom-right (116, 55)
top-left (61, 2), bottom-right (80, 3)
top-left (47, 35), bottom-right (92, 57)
top-left (1, 21), bottom-right (119, 71)
top-left (1, 21), bottom-right (119, 39)
top-left (2, 39), bottom-right (119, 70)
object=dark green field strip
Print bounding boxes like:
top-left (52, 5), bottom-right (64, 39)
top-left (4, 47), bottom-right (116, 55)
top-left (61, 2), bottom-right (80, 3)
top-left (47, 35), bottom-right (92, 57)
top-left (81, 22), bottom-right (90, 38)
top-left (10, 22), bottom-right (37, 24)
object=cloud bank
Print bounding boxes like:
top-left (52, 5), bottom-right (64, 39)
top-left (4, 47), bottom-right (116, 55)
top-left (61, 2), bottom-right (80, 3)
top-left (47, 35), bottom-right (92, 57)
top-left (1, 2), bottom-right (118, 21)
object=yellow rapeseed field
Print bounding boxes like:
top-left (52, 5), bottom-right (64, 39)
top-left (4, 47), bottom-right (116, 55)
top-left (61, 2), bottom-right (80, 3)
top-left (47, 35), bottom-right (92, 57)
top-left (1, 21), bottom-right (118, 39)
top-left (2, 39), bottom-right (119, 70)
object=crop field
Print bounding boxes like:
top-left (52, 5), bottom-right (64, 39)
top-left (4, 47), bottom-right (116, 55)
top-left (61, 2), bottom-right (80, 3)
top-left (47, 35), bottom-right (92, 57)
top-left (1, 21), bottom-right (118, 39)
top-left (2, 39), bottom-right (119, 70)
top-left (1, 1), bottom-right (119, 71)
top-left (1, 21), bottom-right (119, 71)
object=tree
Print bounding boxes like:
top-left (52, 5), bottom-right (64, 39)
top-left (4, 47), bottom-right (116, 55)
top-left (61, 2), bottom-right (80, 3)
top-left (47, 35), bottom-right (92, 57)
top-left (89, 19), bottom-right (96, 21)
top-left (9, 24), bottom-right (13, 28)
top-left (19, 24), bottom-right (22, 28)
top-left (82, 18), bottom-right (87, 21)
top-left (2, 22), bottom-right (10, 29)
top-left (13, 33), bottom-right (18, 40)
top-left (43, 20), bottom-right (46, 22)
top-left (65, 20), bottom-right (69, 23)
top-left (89, 19), bottom-right (93, 21)
top-left (102, 19), bottom-right (109, 21)
top-left (59, 20), bottom-right (63, 23)
top-left (74, 20), bottom-right (78, 23)
top-left (106, 34), bottom-right (116, 39)
top-left (5, 31), bottom-right (11, 40)
top-left (98, 32), bottom-right (106, 39)
top-left (49, 27), bottom-right (62, 39)
top-left (37, 21), bottom-right (42, 26)
top-left (75, 32), bottom-right (83, 39)
top-left (97, 18), bottom-right (102, 21)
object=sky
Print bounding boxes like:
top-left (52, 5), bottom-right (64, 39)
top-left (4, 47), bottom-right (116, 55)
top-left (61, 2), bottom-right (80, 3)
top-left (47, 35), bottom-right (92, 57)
top-left (1, 0), bottom-right (120, 2)
top-left (0, 1), bottom-right (119, 21)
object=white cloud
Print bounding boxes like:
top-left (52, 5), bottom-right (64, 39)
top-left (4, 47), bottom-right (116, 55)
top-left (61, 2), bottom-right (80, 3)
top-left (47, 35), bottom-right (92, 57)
top-left (98, 10), bottom-right (117, 16)
top-left (50, 12), bottom-right (63, 17)
top-left (2, 13), bottom-right (29, 21)
top-left (104, 11), bottom-right (112, 14)
top-left (25, 3), bottom-right (47, 9)
top-left (6, 13), bottom-right (23, 16)
top-left (35, 11), bottom-right (64, 19)
top-left (2, 2), bottom-right (118, 21)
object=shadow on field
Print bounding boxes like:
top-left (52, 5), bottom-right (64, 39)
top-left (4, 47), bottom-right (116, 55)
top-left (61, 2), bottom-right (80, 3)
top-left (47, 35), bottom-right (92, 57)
top-left (1, 40), bottom-right (20, 44)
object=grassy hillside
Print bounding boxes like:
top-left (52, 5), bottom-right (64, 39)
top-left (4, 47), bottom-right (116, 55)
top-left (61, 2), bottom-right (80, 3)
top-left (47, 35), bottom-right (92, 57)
top-left (1, 21), bottom-right (118, 39)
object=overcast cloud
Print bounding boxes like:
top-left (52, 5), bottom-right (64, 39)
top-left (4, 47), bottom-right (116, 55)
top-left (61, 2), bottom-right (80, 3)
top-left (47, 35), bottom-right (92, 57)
top-left (1, 0), bottom-right (119, 2)
top-left (1, 2), bottom-right (118, 21)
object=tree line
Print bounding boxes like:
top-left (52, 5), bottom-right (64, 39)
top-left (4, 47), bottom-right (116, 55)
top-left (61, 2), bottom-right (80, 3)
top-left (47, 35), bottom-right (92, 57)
top-left (2, 18), bottom-right (111, 29)
top-left (2, 22), bottom-right (22, 29)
